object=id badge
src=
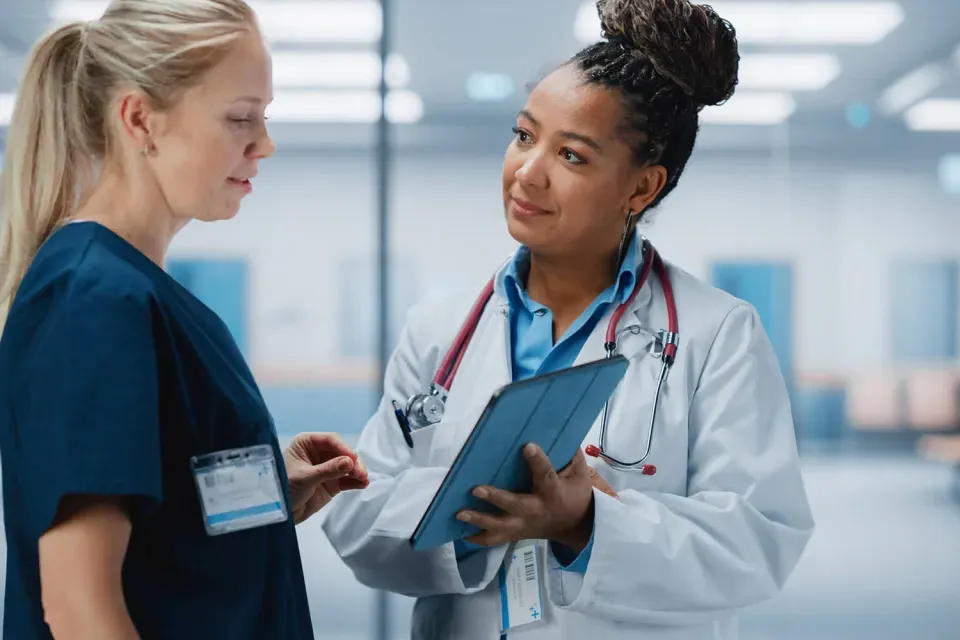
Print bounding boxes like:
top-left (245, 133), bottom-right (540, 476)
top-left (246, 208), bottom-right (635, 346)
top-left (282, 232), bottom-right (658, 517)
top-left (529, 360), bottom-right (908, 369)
top-left (498, 540), bottom-right (545, 634)
top-left (191, 444), bottom-right (288, 536)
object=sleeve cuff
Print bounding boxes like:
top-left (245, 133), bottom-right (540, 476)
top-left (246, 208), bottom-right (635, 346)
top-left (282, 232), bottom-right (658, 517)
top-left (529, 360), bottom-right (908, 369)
top-left (454, 538), bottom-right (483, 560)
top-left (550, 527), bottom-right (595, 575)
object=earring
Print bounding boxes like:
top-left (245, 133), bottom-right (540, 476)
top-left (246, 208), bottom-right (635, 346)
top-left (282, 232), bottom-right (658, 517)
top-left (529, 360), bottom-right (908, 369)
top-left (141, 143), bottom-right (151, 157)
top-left (616, 211), bottom-right (634, 268)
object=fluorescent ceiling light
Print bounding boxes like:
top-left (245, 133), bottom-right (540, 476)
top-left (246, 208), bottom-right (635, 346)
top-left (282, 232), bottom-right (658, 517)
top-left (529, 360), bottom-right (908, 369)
top-left (699, 92), bottom-right (796, 125)
top-left (575, 1), bottom-right (903, 44)
top-left (904, 99), bottom-right (960, 131)
top-left (466, 73), bottom-right (515, 102)
top-left (0, 92), bottom-right (15, 126)
top-left (737, 53), bottom-right (840, 91)
top-left (50, 1), bottom-right (382, 43)
top-left (272, 52), bottom-right (409, 89)
top-left (267, 89), bottom-right (423, 123)
top-left (878, 64), bottom-right (944, 115)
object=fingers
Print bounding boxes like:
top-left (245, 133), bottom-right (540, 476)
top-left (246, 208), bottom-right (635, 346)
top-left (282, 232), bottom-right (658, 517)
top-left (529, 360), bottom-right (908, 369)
top-left (300, 487), bottom-right (334, 523)
top-left (524, 443), bottom-right (560, 494)
top-left (471, 486), bottom-right (527, 515)
top-left (298, 432), bottom-right (358, 460)
top-left (457, 511), bottom-right (523, 547)
top-left (566, 447), bottom-right (589, 475)
top-left (349, 456), bottom-right (369, 484)
top-left (305, 455), bottom-right (355, 484)
top-left (590, 472), bottom-right (619, 499)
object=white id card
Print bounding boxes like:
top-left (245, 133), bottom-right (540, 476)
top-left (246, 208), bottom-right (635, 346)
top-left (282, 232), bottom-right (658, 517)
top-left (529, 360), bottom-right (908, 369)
top-left (191, 444), bottom-right (288, 536)
top-left (498, 540), bottom-right (545, 634)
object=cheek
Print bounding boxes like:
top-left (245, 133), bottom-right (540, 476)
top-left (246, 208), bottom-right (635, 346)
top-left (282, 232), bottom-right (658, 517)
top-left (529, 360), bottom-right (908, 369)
top-left (557, 177), bottom-right (620, 230)
top-left (156, 134), bottom-right (240, 210)
top-left (501, 152), bottom-right (521, 189)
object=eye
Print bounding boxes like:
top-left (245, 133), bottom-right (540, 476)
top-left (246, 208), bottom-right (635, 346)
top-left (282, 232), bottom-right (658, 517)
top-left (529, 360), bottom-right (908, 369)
top-left (512, 127), bottom-right (533, 144)
top-left (561, 148), bottom-right (586, 165)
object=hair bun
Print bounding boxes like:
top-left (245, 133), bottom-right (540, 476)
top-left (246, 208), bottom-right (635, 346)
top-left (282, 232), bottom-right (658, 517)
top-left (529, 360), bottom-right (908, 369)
top-left (597, 0), bottom-right (739, 107)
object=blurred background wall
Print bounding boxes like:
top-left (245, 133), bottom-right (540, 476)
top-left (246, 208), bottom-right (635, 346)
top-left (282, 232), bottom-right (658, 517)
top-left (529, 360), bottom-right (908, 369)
top-left (2, 1), bottom-right (960, 639)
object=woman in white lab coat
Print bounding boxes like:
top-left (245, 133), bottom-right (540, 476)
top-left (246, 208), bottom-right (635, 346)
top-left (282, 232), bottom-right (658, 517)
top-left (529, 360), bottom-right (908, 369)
top-left (322, 0), bottom-right (815, 638)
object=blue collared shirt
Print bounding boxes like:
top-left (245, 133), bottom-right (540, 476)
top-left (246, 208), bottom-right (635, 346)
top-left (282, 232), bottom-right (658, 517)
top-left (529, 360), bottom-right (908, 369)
top-left (455, 237), bottom-right (641, 574)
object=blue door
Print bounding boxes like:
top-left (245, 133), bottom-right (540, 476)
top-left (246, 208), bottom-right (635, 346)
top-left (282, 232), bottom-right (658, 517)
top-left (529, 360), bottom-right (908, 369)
top-left (167, 259), bottom-right (250, 356)
top-left (710, 262), bottom-right (795, 394)
top-left (890, 261), bottom-right (958, 363)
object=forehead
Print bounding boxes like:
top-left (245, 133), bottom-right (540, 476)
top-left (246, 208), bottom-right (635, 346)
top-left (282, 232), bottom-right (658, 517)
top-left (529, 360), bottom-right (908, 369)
top-left (523, 66), bottom-right (623, 140)
top-left (191, 32), bottom-right (272, 102)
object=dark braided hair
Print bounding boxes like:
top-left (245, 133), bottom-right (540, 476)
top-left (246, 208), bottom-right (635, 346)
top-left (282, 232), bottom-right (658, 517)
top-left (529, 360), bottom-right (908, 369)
top-left (570, 0), bottom-right (739, 210)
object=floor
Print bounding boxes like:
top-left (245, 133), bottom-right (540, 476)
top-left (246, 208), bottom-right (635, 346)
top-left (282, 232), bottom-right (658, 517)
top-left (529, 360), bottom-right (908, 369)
top-left (0, 452), bottom-right (956, 639)
top-left (296, 452), bottom-right (960, 640)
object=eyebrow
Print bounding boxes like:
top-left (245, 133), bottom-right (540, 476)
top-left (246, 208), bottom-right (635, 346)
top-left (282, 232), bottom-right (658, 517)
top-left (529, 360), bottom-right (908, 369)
top-left (518, 109), bottom-right (604, 153)
top-left (233, 96), bottom-right (266, 105)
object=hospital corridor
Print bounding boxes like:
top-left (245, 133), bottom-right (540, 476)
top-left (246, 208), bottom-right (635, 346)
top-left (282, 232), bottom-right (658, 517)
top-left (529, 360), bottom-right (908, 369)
top-left (1, 1), bottom-right (959, 639)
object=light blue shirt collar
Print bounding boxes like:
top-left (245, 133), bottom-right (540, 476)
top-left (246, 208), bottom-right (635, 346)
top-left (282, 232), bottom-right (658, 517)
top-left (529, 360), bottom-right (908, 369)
top-left (497, 235), bottom-right (642, 311)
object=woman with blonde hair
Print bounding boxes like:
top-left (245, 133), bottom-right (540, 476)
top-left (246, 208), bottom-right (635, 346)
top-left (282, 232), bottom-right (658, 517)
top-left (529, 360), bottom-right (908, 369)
top-left (0, 2), bottom-right (366, 638)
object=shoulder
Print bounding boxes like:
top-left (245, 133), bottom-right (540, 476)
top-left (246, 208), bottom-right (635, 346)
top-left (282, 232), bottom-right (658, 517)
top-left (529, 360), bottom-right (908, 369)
top-left (16, 224), bottom-right (158, 313)
top-left (8, 228), bottom-right (160, 340)
top-left (403, 286), bottom-right (483, 351)
top-left (661, 261), bottom-right (765, 354)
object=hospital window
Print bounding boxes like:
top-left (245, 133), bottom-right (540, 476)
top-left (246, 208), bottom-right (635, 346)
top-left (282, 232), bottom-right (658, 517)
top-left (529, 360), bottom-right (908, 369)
top-left (166, 258), bottom-right (250, 356)
top-left (890, 260), bottom-right (959, 363)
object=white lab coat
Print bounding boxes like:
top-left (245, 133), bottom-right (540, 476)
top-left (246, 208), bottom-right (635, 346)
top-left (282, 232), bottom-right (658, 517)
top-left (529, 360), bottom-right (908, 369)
top-left (322, 246), bottom-right (815, 640)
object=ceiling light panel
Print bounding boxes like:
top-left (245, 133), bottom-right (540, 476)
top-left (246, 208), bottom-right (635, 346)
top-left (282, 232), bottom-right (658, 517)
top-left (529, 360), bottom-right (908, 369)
top-left (576, 1), bottom-right (903, 45)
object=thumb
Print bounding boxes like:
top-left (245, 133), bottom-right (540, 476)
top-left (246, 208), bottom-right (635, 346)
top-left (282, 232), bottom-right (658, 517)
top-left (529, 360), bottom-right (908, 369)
top-left (303, 455), bottom-right (355, 484)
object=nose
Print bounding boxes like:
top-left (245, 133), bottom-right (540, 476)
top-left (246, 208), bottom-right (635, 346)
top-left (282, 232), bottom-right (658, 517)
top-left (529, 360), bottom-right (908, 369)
top-left (248, 125), bottom-right (276, 160)
top-left (515, 149), bottom-right (549, 189)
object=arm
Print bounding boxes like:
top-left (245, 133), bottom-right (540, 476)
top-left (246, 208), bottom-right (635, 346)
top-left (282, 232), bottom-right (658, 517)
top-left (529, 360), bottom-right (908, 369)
top-left (13, 288), bottom-right (163, 633)
top-left (321, 303), bottom-right (506, 597)
top-left (543, 304), bottom-right (815, 625)
top-left (40, 497), bottom-right (140, 640)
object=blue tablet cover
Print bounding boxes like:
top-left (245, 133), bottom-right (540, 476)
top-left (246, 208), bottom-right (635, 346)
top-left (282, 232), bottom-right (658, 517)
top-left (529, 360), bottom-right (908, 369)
top-left (409, 355), bottom-right (630, 551)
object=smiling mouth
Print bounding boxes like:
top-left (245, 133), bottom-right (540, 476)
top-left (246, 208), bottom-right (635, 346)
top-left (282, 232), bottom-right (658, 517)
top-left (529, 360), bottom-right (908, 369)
top-left (511, 197), bottom-right (552, 215)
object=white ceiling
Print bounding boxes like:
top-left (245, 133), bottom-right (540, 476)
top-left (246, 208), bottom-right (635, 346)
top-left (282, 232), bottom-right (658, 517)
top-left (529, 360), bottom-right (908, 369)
top-left (1, 0), bottom-right (960, 159)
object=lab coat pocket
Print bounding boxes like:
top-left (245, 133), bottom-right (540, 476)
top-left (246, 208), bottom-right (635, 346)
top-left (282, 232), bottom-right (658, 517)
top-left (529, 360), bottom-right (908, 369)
top-left (407, 419), bottom-right (462, 469)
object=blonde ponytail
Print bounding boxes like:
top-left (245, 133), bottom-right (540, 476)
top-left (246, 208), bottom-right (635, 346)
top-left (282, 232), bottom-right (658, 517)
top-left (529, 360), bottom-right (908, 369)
top-left (0, 22), bottom-right (88, 328)
top-left (0, 0), bottom-right (257, 331)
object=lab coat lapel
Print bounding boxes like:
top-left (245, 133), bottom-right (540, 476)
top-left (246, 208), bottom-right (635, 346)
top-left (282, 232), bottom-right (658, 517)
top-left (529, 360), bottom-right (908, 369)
top-left (433, 298), bottom-right (512, 462)
top-left (577, 274), bottom-right (657, 457)
top-left (573, 270), bottom-right (655, 368)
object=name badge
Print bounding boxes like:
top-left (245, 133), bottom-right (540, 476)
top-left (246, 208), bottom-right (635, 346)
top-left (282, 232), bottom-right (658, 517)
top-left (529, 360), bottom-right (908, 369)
top-left (191, 444), bottom-right (288, 536)
top-left (498, 540), bottom-right (545, 634)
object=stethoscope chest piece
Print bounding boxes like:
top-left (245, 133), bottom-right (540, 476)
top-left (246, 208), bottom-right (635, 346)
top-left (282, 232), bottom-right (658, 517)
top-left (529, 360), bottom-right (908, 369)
top-left (404, 382), bottom-right (448, 430)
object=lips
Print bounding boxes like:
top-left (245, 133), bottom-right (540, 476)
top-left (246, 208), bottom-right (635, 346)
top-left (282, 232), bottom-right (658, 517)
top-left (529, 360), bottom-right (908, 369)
top-left (228, 177), bottom-right (253, 194)
top-left (511, 196), bottom-right (552, 215)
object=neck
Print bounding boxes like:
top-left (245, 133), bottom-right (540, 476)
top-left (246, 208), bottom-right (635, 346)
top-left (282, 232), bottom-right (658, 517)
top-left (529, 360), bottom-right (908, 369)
top-left (73, 168), bottom-right (188, 266)
top-left (525, 247), bottom-right (621, 316)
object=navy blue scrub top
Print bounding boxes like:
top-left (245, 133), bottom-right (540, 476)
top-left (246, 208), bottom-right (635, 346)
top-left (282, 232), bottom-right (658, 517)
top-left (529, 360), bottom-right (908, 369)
top-left (0, 222), bottom-right (314, 639)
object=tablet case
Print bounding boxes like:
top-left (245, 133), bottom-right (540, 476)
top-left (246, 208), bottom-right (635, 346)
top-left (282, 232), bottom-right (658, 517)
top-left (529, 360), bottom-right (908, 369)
top-left (409, 355), bottom-right (630, 551)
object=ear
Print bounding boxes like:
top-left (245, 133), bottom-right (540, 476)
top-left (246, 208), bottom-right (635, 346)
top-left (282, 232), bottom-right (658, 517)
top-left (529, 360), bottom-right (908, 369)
top-left (626, 165), bottom-right (668, 214)
top-left (115, 90), bottom-right (163, 152)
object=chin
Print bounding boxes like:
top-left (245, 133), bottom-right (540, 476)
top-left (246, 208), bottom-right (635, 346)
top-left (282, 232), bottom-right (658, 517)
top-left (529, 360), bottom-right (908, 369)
top-left (505, 212), bottom-right (547, 249)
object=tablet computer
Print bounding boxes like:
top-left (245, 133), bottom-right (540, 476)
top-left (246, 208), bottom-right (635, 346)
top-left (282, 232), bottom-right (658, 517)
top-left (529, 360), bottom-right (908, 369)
top-left (409, 355), bottom-right (629, 551)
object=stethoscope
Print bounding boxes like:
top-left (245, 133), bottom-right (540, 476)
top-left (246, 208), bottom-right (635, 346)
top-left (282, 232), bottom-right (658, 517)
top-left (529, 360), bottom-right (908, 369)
top-left (393, 238), bottom-right (679, 475)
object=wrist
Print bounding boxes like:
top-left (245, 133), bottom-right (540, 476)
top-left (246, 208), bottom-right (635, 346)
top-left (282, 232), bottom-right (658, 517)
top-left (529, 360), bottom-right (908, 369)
top-left (553, 494), bottom-right (595, 553)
